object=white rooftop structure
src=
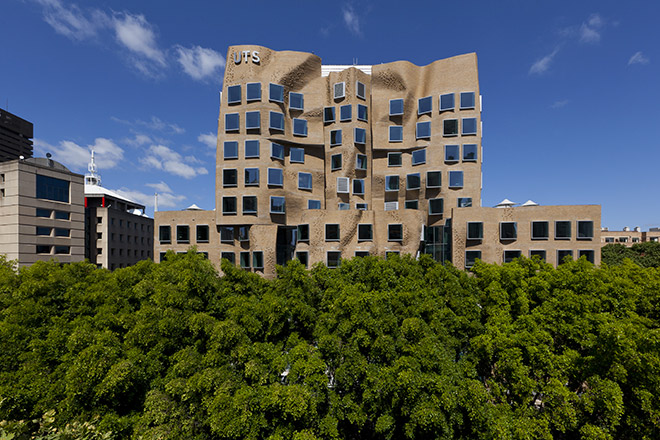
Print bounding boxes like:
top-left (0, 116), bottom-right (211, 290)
top-left (83, 150), bottom-right (142, 209)
top-left (520, 200), bottom-right (539, 207)
top-left (321, 65), bottom-right (372, 77)
top-left (185, 204), bottom-right (203, 210)
top-left (495, 198), bottom-right (517, 208)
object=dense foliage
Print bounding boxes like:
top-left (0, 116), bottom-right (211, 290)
top-left (601, 242), bottom-right (660, 267)
top-left (1, 252), bottom-right (659, 439)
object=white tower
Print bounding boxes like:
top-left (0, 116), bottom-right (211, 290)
top-left (85, 150), bottom-right (101, 186)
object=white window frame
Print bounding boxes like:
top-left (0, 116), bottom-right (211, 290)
top-left (389, 126), bottom-right (403, 142)
top-left (290, 147), bottom-right (304, 163)
top-left (445, 144), bottom-right (460, 163)
top-left (388, 152), bottom-right (402, 167)
top-left (242, 196), bottom-right (257, 214)
top-left (246, 82), bottom-right (261, 102)
top-left (270, 143), bottom-right (285, 160)
top-left (389, 98), bottom-right (404, 116)
top-left (353, 178), bottom-right (365, 195)
top-left (416, 121), bottom-right (431, 139)
top-left (357, 104), bottom-right (368, 122)
top-left (298, 172), bottom-right (312, 190)
top-left (331, 153), bottom-right (342, 171)
top-left (225, 113), bottom-right (240, 132)
top-left (336, 177), bottom-right (350, 194)
top-left (270, 196), bottom-right (286, 214)
top-left (323, 106), bottom-right (335, 123)
top-left (429, 198), bottom-right (443, 215)
top-left (356, 154), bottom-right (367, 170)
top-left (289, 92), bottom-right (304, 111)
top-left (245, 111), bottom-right (260, 130)
top-left (417, 95), bottom-right (433, 115)
top-left (245, 140), bottom-right (260, 158)
top-left (325, 224), bottom-right (340, 242)
top-left (411, 149), bottom-right (426, 166)
top-left (462, 117), bottom-right (477, 135)
top-left (292, 118), bottom-right (308, 136)
top-left (244, 168), bottom-right (259, 186)
top-left (354, 127), bottom-right (366, 145)
top-left (269, 83), bottom-right (284, 103)
top-left (356, 81), bottom-right (366, 100)
top-left (388, 224), bottom-right (403, 242)
top-left (269, 111), bottom-right (284, 131)
top-left (460, 91), bottom-right (476, 109)
top-left (406, 173), bottom-right (421, 190)
top-left (385, 175), bottom-right (399, 192)
top-left (267, 167), bottom-right (284, 187)
top-left (384, 201), bottom-right (399, 211)
top-left (439, 93), bottom-right (454, 111)
top-left (340, 104), bottom-right (352, 121)
top-left (227, 84), bottom-right (241, 104)
top-left (334, 82), bottom-right (345, 99)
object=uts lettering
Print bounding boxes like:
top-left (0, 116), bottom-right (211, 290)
top-left (233, 50), bottom-right (260, 65)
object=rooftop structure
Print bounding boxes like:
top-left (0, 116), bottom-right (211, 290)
top-left (0, 108), bottom-right (33, 162)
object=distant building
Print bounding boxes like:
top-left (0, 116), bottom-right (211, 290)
top-left (601, 226), bottom-right (660, 246)
top-left (0, 108), bottom-right (33, 162)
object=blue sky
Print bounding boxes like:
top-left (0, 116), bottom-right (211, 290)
top-left (1, 0), bottom-right (658, 230)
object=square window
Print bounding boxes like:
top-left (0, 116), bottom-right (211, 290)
top-left (388, 224), bottom-right (403, 241)
top-left (243, 196), bottom-right (258, 214)
top-left (268, 168), bottom-right (283, 186)
top-left (244, 168), bottom-right (260, 186)
top-left (558, 250), bottom-right (574, 263)
top-left (500, 222), bottom-right (517, 240)
top-left (238, 226), bottom-right (249, 242)
top-left (223, 169), bottom-right (237, 187)
top-left (290, 147), bottom-right (305, 163)
top-left (426, 171), bottom-right (441, 188)
top-left (353, 179), bottom-right (365, 194)
top-left (297, 224), bottom-right (310, 242)
top-left (445, 144), bottom-right (460, 162)
top-left (54, 246), bottom-right (70, 255)
top-left (289, 92), bottom-right (304, 110)
top-left (390, 98), bottom-right (404, 116)
top-left (176, 225), bottom-right (190, 243)
top-left (356, 203), bottom-right (368, 210)
top-left (245, 140), bottom-right (260, 158)
top-left (504, 250), bottom-right (522, 263)
top-left (327, 251), bottom-right (341, 268)
top-left (338, 202), bottom-right (350, 210)
top-left (326, 224), bottom-right (340, 241)
top-left (331, 153), bottom-right (342, 170)
top-left (418, 96), bottom-right (432, 115)
top-left (458, 198), bottom-right (472, 207)
top-left (196, 225), bottom-right (209, 242)
top-left (253, 251), bottom-right (264, 269)
top-left (356, 81), bottom-right (366, 99)
top-left (223, 197), bottom-right (237, 215)
top-left (308, 200), bottom-right (321, 209)
top-left (356, 154), bottom-right (367, 170)
top-left (324, 106), bottom-right (336, 123)
top-left (389, 126), bottom-right (403, 142)
top-left (463, 144), bottom-right (478, 161)
top-left (340, 104), bottom-right (352, 121)
top-left (269, 83), bottom-right (284, 103)
top-left (159, 225), bottom-right (171, 243)
top-left (384, 201), bottom-right (399, 211)
top-left (578, 221), bottom-right (594, 239)
top-left (579, 249), bottom-right (595, 263)
top-left (225, 113), bottom-right (239, 132)
top-left (448, 171), bottom-right (463, 188)
top-left (385, 175), bottom-right (399, 191)
top-left (388, 152), bottom-right (402, 167)
top-left (296, 251), bottom-right (309, 268)
top-left (412, 149), bottom-right (426, 166)
top-left (429, 198), bottom-right (444, 215)
top-left (36, 208), bottom-right (52, 218)
top-left (298, 172), bottom-right (312, 190)
top-left (358, 224), bottom-right (373, 241)
top-left (443, 119), bottom-right (458, 136)
top-left (354, 127), bottom-right (366, 144)
top-left (460, 92), bottom-right (476, 109)
top-left (357, 104), bottom-right (368, 122)
top-left (440, 93), bottom-right (454, 111)
top-left (404, 200), bottom-right (418, 209)
top-left (245, 111), bottom-right (260, 130)
top-left (246, 82), bottom-right (261, 101)
top-left (227, 84), bottom-right (241, 104)
top-left (462, 118), bottom-right (477, 135)
top-left (465, 250), bottom-right (481, 268)
top-left (532, 221), bottom-right (549, 240)
top-left (555, 221), bottom-right (572, 239)
top-left (36, 245), bottom-right (51, 254)
top-left (330, 129), bottom-right (342, 146)
top-left (269, 111), bottom-right (285, 131)
top-left (271, 143), bottom-right (285, 160)
top-left (336, 177), bottom-right (349, 193)
top-left (36, 226), bottom-right (51, 236)
top-left (530, 250), bottom-right (546, 260)
top-left (334, 82), bottom-right (345, 99)
top-left (270, 196), bottom-right (285, 213)
top-left (240, 251), bottom-right (251, 269)
top-left (467, 222), bottom-right (483, 240)
top-left (355, 251), bottom-right (370, 257)
top-left (406, 173), bottom-right (421, 190)
top-left (416, 121), bottom-right (431, 139)
top-left (293, 118), bottom-right (307, 136)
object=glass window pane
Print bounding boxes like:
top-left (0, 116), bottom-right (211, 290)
top-left (324, 106), bottom-right (335, 123)
top-left (465, 250), bottom-right (481, 268)
top-left (269, 111), bottom-right (284, 131)
top-left (406, 173), bottom-right (420, 190)
top-left (36, 175), bottom-right (69, 202)
top-left (298, 172), bottom-right (312, 190)
top-left (462, 118), bottom-right (477, 135)
top-left (416, 121), bottom-right (431, 139)
top-left (390, 99), bottom-right (404, 116)
top-left (293, 118), bottom-right (307, 136)
top-left (426, 171), bottom-right (441, 188)
top-left (440, 93), bottom-right (454, 111)
top-left (385, 175), bottom-right (399, 191)
top-left (356, 154), bottom-right (367, 170)
top-left (340, 104), bottom-right (352, 121)
top-left (460, 92), bottom-right (475, 109)
top-left (330, 129), bottom-right (342, 146)
top-left (245, 168), bottom-right (259, 186)
top-left (331, 154), bottom-right (342, 170)
top-left (429, 198), bottom-right (443, 215)
top-left (243, 196), bottom-right (257, 214)
top-left (458, 197), bottom-right (472, 207)
top-left (224, 141), bottom-right (238, 159)
top-left (245, 111), bottom-right (260, 130)
top-left (222, 197), bottom-right (237, 214)
top-left (271, 143), bottom-right (284, 160)
top-left (388, 152), bottom-right (402, 166)
top-left (308, 200), bottom-right (321, 209)
top-left (245, 140), bottom-right (259, 158)
top-left (412, 149), bottom-right (426, 165)
top-left (463, 144), bottom-right (478, 161)
top-left (289, 92), bottom-right (304, 110)
top-left (443, 119), bottom-right (458, 136)
top-left (356, 81), bottom-right (366, 99)
top-left (268, 168), bottom-right (283, 186)
top-left (269, 83), bottom-right (284, 102)
top-left (500, 222), bottom-right (517, 240)
top-left (290, 147), bottom-right (304, 163)
top-left (354, 127), bottom-right (366, 144)
top-left (357, 104), bottom-right (368, 121)
top-left (418, 96), bottom-right (432, 115)
top-left (223, 169), bottom-right (237, 187)
top-left (246, 82), bottom-right (261, 101)
top-left (227, 85), bottom-right (241, 104)
top-left (225, 113), bottom-right (239, 132)
top-left (270, 196), bottom-right (285, 213)
top-left (532, 221), bottom-right (549, 239)
top-left (578, 221), bottom-right (594, 239)
top-left (449, 171), bottom-right (463, 188)
top-left (445, 145), bottom-right (459, 162)
top-left (555, 221), bottom-right (572, 239)
top-left (389, 126), bottom-right (403, 142)
top-left (467, 222), bottom-right (483, 240)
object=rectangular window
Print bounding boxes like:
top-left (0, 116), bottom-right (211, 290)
top-left (290, 147), bottom-right (304, 163)
top-left (440, 93), bottom-right (454, 111)
top-left (331, 153), bottom-right (342, 170)
top-left (196, 225), bottom-right (209, 242)
top-left (416, 121), bottom-right (431, 139)
top-left (36, 245), bottom-right (51, 254)
top-left (406, 173), bottom-right (421, 190)
top-left (340, 104), bottom-right (352, 121)
top-left (429, 198), bottom-right (443, 215)
top-left (404, 200), bottom-right (418, 209)
top-left (252, 251), bottom-right (264, 269)
top-left (296, 251), bottom-right (309, 268)
top-left (555, 221), bottom-right (572, 239)
top-left (460, 92), bottom-right (476, 109)
top-left (327, 251), bottom-right (341, 268)
top-left (558, 250), bottom-right (574, 263)
top-left (388, 224), bottom-right (403, 241)
top-left (445, 144), bottom-right (460, 162)
top-left (389, 126), bottom-right (403, 142)
top-left (308, 200), bottom-right (321, 210)
top-left (36, 226), bottom-right (51, 236)
top-left (271, 143), bottom-right (285, 160)
top-left (443, 119), bottom-right (458, 136)
top-left (467, 222), bottom-right (483, 240)
top-left (243, 196), bottom-right (257, 214)
top-left (385, 175), bottom-right (399, 192)
top-left (354, 251), bottom-right (369, 258)
top-left (240, 251), bottom-right (251, 269)
top-left (221, 252), bottom-right (235, 264)
top-left (244, 168), bottom-right (260, 186)
top-left (577, 221), bottom-right (594, 239)
top-left (578, 249), bottom-right (595, 263)
top-left (458, 198), bottom-right (472, 207)
top-left (223, 169), bottom-right (237, 187)
top-left (324, 106), bottom-right (335, 123)
top-left (159, 225), bottom-right (171, 243)
top-left (334, 82), bottom-right (345, 99)
top-left (353, 179), bottom-right (365, 194)
top-left (293, 118), bottom-right (307, 136)
top-left (356, 203), bottom-right (368, 210)
top-left (298, 224), bottom-right (310, 241)
top-left (289, 92), bottom-right (304, 110)
top-left (270, 196), bottom-right (285, 214)
top-left (326, 224), bottom-right (340, 241)
top-left (246, 82), bottom-right (261, 101)
top-left (330, 129), bottom-right (342, 146)
top-left (448, 171), bottom-right (463, 188)
top-left (54, 246), bottom-right (70, 255)
top-left (384, 201), bottom-right (399, 211)
top-left (336, 177), bottom-right (349, 193)
top-left (54, 228), bottom-right (69, 237)
top-left (354, 127), bottom-right (366, 144)
top-left (500, 222), bottom-right (517, 240)
top-left (36, 175), bottom-right (69, 203)
top-left (412, 149), bottom-right (426, 166)
top-left (36, 208), bottom-right (52, 218)
top-left (242, 140), bottom-right (260, 159)
top-left (390, 98), bottom-right (404, 116)
top-left (225, 113), bottom-right (239, 132)
top-left (418, 96), bottom-right (432, 115)
top-left (357, 104), bottom-right (368, 122)
top-left (224, 141), bottom-right (238, 159)
top-left (227, 84), bottom-right (241, 104)
top-left (504, 250), bottom-right (522, 263)
top-left (463, 144), bottom-right (478, 161)
top-left (531, 221), bottom-right (549, 240)
top-left (356, 154), bottom-right (367, 170)
top-left (356, 81), bottom-right (366, 99)
top-left (269, 111), bottom-right (285, 131)
top-left (245, 111), bottom-right (260, 130)
top-left (426, 171), bottom-right (441, 188)
top-left (388, 152), bottom-right (402, 167)
top-left (269, 83), bottom-right (284, 103)
top-left (530, 250), bottom-right (546, 260)
top-left (238, 226), bottom-right (249, 242)
top-left (462, 118), bottom-right (477, 135)
top-left (268, 168), bottom-right (283, 186)
top-left (298, 172), bottom-right (312, 190)
top-left (465, 250), bottom-right (481, 268)
top-left (219, 226), bottom-right (234, 243)
top-left (176, 225), bottom-right (190, 243)
top-left (222, 196), bottom-right (237, 215)
top-left (338, 202), bottom-right (350, 211)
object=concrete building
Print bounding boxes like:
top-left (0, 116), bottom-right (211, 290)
top-left (155, 45), bottom-right (602, 275)
top-left (0, 109), bottom-right (33, 162)
top-left (83, 153), bottom-right (153, 269)
top-left (0, 157), bottom-right (84, 266)
top-left (601, 226), bottom-right (660, 246)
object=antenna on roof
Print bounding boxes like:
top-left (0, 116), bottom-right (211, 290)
top-left (85, 150), bottom-right (101, 186)
top-left (154, 193), bottom-right (158, 212)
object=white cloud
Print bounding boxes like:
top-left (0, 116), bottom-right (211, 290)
top-left (628, 51), bottom-right (649, 66)
top-left (551, 99), bottom-right (569, 109)
top-left (175, 45), bottom-right (226, 81)
top-left (197, 132), bottom-right (217, 149)
top-left (112, 12), bottom-right (166, 76)
top-left (112, 115), bottom-right (184, 134)
top-left (34, 0), bottom-right (108, 41)
top-left (141, 145), bottom-right (207, 179)
top-left (33, 137), bottom-right (124, 170)
top-left (146, 181), bottom-right (173, 193)
top-left (113, 187), bottom-right (186, 209)
top-left (529, 48), bottom-right (559, 75)
top-left (342, 5), bottom-right (361, 35)
top-left (123, 133), bottom-right (152, 146)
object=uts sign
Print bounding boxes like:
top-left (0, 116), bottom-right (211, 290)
top-left (233, 50), bottom-right (260, 65)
